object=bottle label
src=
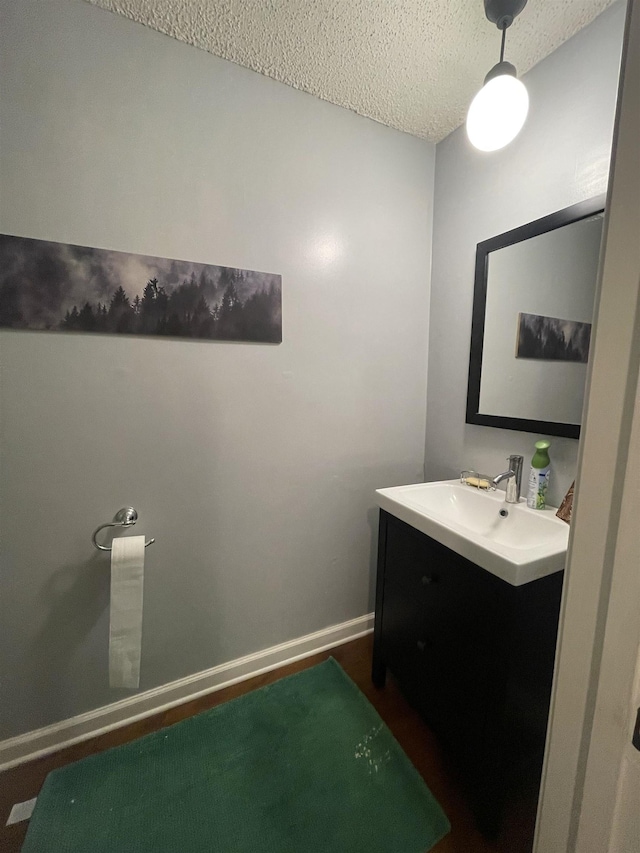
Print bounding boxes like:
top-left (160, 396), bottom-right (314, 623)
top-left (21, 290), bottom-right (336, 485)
top-left (527, 467), bottom-right (550, 509)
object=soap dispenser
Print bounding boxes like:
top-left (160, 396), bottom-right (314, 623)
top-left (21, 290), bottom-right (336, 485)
top-left (527, 440), bottom-right (551, 510)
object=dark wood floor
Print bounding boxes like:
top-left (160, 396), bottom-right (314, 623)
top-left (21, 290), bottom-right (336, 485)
top-left (0, 635), bottom-right (536, 852)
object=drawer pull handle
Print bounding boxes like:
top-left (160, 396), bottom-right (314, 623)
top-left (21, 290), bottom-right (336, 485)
top-left (417, 640), bottom-right (427, 652)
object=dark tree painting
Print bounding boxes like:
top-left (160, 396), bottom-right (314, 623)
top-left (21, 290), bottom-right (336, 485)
top-left (0, 235), bottom-right (282, 343)
top-left (516, 312), bottom-right (591, 363)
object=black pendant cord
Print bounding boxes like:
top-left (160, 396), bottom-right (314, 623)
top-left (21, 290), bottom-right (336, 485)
top-left (499, 25), bottom-right (507, 62)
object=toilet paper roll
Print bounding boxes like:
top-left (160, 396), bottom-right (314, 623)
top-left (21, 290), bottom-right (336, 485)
top-left (109, 535), bottom-right (145, 689)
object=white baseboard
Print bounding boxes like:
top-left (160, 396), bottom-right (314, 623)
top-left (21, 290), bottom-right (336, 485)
top-left (0, 613), bottom-right (374, 772)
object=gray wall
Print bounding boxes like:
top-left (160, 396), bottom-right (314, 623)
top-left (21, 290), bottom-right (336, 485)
top-left (426, 1), bottom-right (626, 506)
top-left (0, 0), bottom-right (435, 738)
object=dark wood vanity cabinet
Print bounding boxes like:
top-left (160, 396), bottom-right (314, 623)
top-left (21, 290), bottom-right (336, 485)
top-left (372, 510), bottom-right (563, 836)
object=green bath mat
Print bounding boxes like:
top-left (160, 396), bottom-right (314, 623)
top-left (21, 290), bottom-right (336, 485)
top-left (23, 658), bottom-right (450, 852)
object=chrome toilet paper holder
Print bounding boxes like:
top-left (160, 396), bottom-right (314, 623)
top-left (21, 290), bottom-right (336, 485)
top-left (92, 507), bottom-right (155, 552)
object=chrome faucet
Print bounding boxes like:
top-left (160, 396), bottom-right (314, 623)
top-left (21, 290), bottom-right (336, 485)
top-left (492, 454), bottom-right (524, 503)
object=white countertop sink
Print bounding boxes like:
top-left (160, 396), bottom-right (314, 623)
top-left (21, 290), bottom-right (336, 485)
top-left (376, 479), bottom-right (569, 586)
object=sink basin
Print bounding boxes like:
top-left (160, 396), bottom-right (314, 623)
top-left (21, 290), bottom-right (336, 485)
top-left (376, 479), bottom-right (569, 586)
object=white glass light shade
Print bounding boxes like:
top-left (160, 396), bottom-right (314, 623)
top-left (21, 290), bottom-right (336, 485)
top-left (466, 74), bottom-right (529, 152)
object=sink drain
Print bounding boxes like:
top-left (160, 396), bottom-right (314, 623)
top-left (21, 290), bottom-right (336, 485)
top-left (499, 508), bottom-right (509, 518)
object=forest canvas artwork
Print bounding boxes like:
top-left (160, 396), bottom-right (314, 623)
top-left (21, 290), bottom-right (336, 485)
top-left (516, 312), bottom-right (591, 364)
top-left (0, 235), bottom-right (282, 343)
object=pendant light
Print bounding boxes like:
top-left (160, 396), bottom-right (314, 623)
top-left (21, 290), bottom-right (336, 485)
top-left (467, 0), bottom-right (529, 152)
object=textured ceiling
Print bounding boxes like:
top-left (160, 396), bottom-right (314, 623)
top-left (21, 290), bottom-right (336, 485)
top-left (86, 0), bottom-right (617, 142)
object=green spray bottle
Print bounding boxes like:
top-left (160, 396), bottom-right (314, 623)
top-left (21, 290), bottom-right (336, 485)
top-left (527, 440), bottom-right (551, 510)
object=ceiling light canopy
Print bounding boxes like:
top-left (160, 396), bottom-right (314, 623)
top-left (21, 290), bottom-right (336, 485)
top-left (467, 0), bottom-right (529, 152)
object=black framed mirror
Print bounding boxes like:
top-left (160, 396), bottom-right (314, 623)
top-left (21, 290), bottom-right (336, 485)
top-left (466, 195), bottom-right (605, 439)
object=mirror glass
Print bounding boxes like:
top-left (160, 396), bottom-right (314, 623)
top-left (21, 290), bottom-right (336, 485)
top-left (466, 196), bottom-right (605, 438)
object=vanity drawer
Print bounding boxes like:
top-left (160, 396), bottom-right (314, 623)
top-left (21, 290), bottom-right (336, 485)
top-left (382, 515), bottom-right (504, 638)
top-left (381, 594), bottom-right (497, 755)
top-left (382, 516), bottom-right (454, 593)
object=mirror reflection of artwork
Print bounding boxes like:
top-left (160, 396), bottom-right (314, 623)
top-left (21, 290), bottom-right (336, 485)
top-left (0, 234), bottom-right (282, 344)
top-left (516, 312), bottom-right (591, 363)
top-left (466, 196), bottom-right (605, 439)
